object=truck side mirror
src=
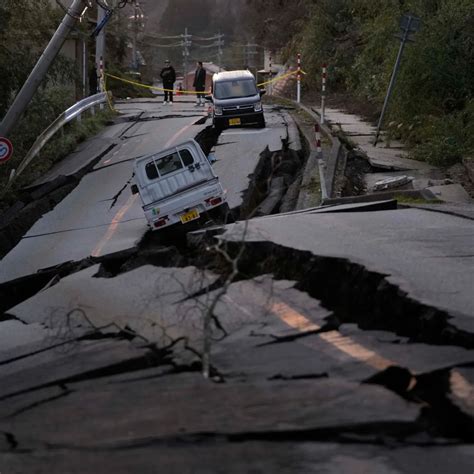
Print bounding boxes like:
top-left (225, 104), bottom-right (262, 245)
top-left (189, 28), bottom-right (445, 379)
top-left (205, 95), bottom-right (213, 102)
top-left (259, 89), bottom-right (266, 96)
top-left (131, 184), bottom-right (139, 195)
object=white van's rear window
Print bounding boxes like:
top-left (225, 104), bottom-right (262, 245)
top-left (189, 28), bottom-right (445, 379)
top-left (145, 149), bottom-right (195, 180)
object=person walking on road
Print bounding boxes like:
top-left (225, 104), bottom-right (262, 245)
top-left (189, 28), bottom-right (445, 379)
top-left (193, 61), bottom-right (206, 106)
top-left (160, 60), bottom-right (176, 104)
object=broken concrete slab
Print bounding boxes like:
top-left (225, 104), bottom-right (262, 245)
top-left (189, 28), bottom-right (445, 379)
top-left (10, 264), bottom-right (218, 347)
top-left (336, 324), bottom-right (474, 376)
top-left (0, 375), bottom-right (420, 449)
top-left (174, 275), bottom-right (332, 344)
top-left (30, 137), bottom-right (117, 188)
top-left (2, 442), bottom-right (474, 474)
top-left (0, 320), bottom-right (49, 354)
top-left (212, 318), bottom-right (474, 384)
top-left (3, 441), bottom-right (474, 474)
top-left (0, 338), bottom-right (154, 401)
top-left (219, 208), bottom-right (474, 329)
top-left (401, 202), bottom-right (474, 220)
top-left (365, 169), bottom-right (447, 193)
top-left (368, 155), bottom-right (438, 171)
top-left (427, 184), bottom-right (473, 204)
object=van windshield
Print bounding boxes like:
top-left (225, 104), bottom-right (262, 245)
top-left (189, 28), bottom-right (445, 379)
top-left (214, 78), bottom-right (258, 99)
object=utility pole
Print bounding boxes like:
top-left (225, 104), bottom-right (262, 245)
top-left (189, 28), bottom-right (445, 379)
top-left (132, 1), bottom-right (139, 71)
top-left (374, 14), bottom-right (421, 146)
top-left (0, 0), bottom-right (89, 139)
top-left (95, 4), bottom-right (107, 91)
top-left (216, 32), bottom-right (224, 70)
top-left (181, 27), bottom-right (192, 82)
top-left (245, 42), bottom-right (258, 76)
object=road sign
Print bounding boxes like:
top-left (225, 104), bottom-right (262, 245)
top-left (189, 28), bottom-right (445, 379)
top-left (400, 14), bottom-right (421, 32)
top-left (0, 137), bottom-right (13, 164)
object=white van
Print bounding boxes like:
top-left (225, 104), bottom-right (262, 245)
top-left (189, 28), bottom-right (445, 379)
top-left (207, 70), bottom-right (266, 131)
top-left (131, 139), bottom-right (228, 230)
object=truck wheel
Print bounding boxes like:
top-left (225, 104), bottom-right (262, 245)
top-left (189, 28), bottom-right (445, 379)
top-left (257, 115), bottom-right (266, 129)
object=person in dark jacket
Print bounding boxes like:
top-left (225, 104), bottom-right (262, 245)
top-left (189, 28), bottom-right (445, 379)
top-left (193, 61), bottom-right (206, 106)
top-left (160, 60), bottom-right (176, 104)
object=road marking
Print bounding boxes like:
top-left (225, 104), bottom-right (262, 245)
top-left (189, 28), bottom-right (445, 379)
top-left (272, 302), bottom-right (320, 332)
top-left (450, 370), bottom-right (474, 411)
top-left (270, 301), bottom-right (394, 371)
top-left (92, 194), bottom-right (138, 257)
top-left (165, 122), bottom-right (195, 147)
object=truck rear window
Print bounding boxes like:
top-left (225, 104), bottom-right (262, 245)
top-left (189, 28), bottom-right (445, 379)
top-left (144, 148), bottom-right (197, 181)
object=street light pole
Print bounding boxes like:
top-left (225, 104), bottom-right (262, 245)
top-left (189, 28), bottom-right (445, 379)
top-left (0, 0), bottom-right (89, 138)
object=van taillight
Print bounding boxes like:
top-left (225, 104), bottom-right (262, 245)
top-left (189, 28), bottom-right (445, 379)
top-left (154, 216), bottom-right (169, 228)
top-left (206, 197), bottom-right (222, 207)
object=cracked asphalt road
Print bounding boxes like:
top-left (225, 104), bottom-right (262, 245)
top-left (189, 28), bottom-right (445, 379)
top-left (0, 98), bottom-right (473, 473)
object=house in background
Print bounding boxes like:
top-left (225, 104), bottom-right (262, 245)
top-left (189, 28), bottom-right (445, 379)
top-left (181, 62), bottom-right (222, 93)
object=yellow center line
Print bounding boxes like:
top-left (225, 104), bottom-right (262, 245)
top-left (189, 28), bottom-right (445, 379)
top-left (165, 122), bottom-right (196, 148)
top-left (92, 194), bottom-right (137, 258)
top-left (450, 370), bottom-right (474, 409)
top-left (270, 301), bottom-right (394, 371)
top-left (272, 302), bottom-right (321, 332)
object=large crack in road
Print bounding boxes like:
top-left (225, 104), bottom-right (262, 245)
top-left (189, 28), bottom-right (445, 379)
top-left (0, 106), bottom-right (472, 468)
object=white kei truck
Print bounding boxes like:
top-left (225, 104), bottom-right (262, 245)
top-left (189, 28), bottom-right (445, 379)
top-left (131, 139), bottom-right (229, 231)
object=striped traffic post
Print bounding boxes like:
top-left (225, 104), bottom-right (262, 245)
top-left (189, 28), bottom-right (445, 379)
top-left (269, 56), bottom-right (273, 96)
top-left (321, 64), bottom-right (327, 124)
top-left (296, 53), bottom-right (302, 103)
top-left (315, 123), bottom-right (322, 160)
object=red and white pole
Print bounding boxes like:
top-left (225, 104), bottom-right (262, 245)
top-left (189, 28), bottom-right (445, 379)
top-left (269, 55), bottom-right (273, 96)
top-left (315, 123), bottom-right (322, 158)
top-left (321, 63), bottom-right (327, 124)
top-left (296, 53), bottom-right (302, 103)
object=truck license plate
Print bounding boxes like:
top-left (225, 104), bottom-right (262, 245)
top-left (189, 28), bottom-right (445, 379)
top-left (180, 209), bottom-right (200, 224)
top-left (229, 118), bottom-right (241, 126)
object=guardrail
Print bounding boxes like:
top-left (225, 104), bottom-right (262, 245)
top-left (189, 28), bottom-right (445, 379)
top-left (9, 92), bottom-right (110, 184)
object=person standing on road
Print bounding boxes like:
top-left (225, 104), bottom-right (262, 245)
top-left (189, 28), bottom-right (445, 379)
top-left (193, 61), bottom-right (206, 106)
top-left (160, 59), bottom-right (176, 104)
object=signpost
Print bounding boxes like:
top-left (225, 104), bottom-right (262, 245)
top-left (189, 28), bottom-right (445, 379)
top-left (0, 137), bottom-right (13, 164)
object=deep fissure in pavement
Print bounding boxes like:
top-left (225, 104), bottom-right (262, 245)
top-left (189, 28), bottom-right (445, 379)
top-left (364, 364), bottom-right (474, 441)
